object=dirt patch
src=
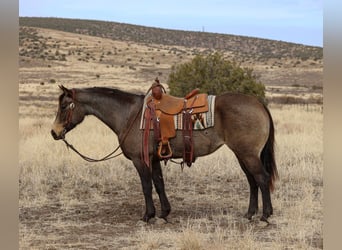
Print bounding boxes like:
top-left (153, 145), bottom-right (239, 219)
top-left (19, 174), bottom-right (257, 249)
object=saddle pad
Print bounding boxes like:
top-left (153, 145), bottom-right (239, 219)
top-left (174, 95), bottom-right (216, 130)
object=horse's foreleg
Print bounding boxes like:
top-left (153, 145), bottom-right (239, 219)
top-left (151, 158), bottom-right (171, 220)
top-left (133, 159), bottom-right (155, 222)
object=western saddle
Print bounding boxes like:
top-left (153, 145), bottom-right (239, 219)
top-left (142, 78), bottom-right (209, 167)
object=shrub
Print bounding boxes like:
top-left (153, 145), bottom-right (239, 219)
top-left (167, 52), bottom-right (266, 102)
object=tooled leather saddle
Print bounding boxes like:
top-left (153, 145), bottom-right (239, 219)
top-left (142, 79), bottom-right (208, 167)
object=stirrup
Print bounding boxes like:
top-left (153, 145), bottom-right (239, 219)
top-left (157, 141), bottom-right (172, 159)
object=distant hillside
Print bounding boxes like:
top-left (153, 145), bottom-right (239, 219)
top-left (19, 17), bottom-right (322, 64)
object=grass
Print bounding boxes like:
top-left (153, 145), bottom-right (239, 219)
top-left (19, 103), bottom-right (322, 249)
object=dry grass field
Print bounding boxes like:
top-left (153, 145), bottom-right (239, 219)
top-left (19, 26), bottom-right (323, 249)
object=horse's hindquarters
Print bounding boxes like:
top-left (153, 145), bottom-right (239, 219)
top-left (214, 94), bottom-right (270, 157)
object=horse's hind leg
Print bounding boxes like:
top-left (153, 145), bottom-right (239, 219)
top-left (151, 158), bottom-right (171, 220)
top-left (239, 154), bottom-right (273, 221)
top-left (237, 157), bottom-right (259, 220)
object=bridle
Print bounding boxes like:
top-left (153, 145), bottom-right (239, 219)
top-left (60, 89), bottom-right (141, 162)
top-left (61, 89), bottom-right (76, 137)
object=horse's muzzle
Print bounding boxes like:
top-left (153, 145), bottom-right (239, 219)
top-left (51, 129), bottom-right (64, 140)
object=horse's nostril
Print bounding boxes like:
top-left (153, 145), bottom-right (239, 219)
top-left (51, 130), bottom-right (58, 139)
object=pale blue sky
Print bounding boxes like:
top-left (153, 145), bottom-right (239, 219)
top-left (19, 0), bottom-right (323, 47)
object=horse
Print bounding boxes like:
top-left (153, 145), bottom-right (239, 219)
top-left (51, 85), bottom-right (278, 223)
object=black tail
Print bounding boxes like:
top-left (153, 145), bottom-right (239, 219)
top-left (261, 105), bottom-right (279, 192)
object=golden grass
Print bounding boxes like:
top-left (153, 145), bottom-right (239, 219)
top-left (19, 103), bottom-right (322, 249)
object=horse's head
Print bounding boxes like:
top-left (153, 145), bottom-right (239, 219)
top-left (51, 85), bottom-right (85, 140)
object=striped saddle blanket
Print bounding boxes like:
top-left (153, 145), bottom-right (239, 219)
top-left (174, 95), bottom-right (216, 130)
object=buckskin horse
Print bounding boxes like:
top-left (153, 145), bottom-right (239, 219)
top-left (51, 85), bottom-right (278, 222)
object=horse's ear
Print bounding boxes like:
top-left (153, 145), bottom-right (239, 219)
top-left (59, 85), bottom-right (72, 96)
top-left (59, 85), bottom-right (67, 92)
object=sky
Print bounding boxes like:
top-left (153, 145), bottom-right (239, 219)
top-left (19, 0), bottom-right (323, 47)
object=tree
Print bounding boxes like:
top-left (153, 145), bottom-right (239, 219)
top-left (167, 52), bottom-right (266, 103)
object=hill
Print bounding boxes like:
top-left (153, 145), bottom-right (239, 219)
top-left (19, 17), bottom-right (322, 62)
top-left (19, 17), bottom-right (322, 106)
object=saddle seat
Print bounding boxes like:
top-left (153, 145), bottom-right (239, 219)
top-left (147, 90), bottom-right (209, 115)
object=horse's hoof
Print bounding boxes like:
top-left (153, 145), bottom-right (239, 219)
top-left (141, 217), bottom-right (148, 223)
top-left (160, 209), bottom-right (171, 220)
top-left (244, 211), bottom-right (256, 220)
top-left (159, 215), bottom-right (168, 222)
top-left (260, 215), bottom-right (270, 224)
top-left (244, 214), bottom-right (253, 220)
top-left (155, 217), bottom-right (168, 225)
top-left (142, 213), bottom-right (155, 223)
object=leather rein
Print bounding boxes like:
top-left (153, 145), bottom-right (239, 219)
top-left (61, 89), bottom-right (141, 162)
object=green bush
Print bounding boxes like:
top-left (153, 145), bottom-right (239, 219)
top-left (167, 52), bottom-right (266, 102)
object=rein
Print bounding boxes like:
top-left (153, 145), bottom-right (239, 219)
top-left (62, 139), bottom-right (123, 162)
top-left (61, 90), bottom-right (142, 163)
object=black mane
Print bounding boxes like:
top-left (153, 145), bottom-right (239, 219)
top-left (81, 87), bottom-right (144, 103)
top-left (87, 86), bottom-right (141, 96)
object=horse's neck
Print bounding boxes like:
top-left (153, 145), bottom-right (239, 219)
top-left (77, 90), bottom-right (142, 136)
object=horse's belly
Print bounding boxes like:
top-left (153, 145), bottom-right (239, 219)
top-left (169, 128), bottom-right (224, 158)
